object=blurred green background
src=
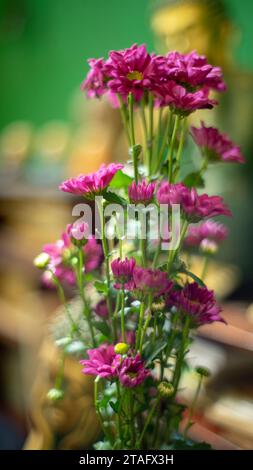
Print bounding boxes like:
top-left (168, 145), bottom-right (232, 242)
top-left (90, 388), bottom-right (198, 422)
top-left (0, 0), bottom-right (253, 129)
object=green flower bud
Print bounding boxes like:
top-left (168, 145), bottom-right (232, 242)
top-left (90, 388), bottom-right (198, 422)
top-left (200, 239), bottom-right (218, 255)
top-left (158, 381), bottom-right (174, 398)
top-left (47, 388), bottom-right (64, 401)
top-left (70, 256), bottom-right (79, 267)
top-left (114, 342), bottom-right (129, 355)
top-left (33, 252), bottom-right (50, 269)
top-left (151, 300), bottom-right (165, 312)
top-left (195, 366), bottom-right (211, 378)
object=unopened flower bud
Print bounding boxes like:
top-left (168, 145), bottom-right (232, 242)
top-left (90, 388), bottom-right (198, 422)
top-left (34, 252), bottom-right (50, 269)
top-left (195, 366), bottom-right (211, 378)
top-left (158, 381), bottom-right (174, 398)
top-left (114, 342), bottom-right (129, 355)
top-left (70, 256), bottom-right (79, 267)
top-left (47, 388), bottom-right (64, 401)
top-left (151, 300), bottom-right (165, 312)
top-left (200, 239), bottom-right (218, 255)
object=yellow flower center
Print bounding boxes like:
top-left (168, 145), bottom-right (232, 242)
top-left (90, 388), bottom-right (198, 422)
top-left (127, 70), bottom-right (143, 81)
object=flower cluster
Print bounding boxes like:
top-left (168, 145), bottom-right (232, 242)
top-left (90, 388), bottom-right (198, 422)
top-left (81, 344), bottom-right (150, 388)
top-left (191, 121), bottom-right (245, 163)
top-left (157, 182), bottom-right (231, 222)
top-left (36, 226), bottom-right (102, 287)
top-left (35, 43), bottom-right (246, 450)
top-left (111, 258), bottom-right (173, 297)
top-left (81, 44), bottom-right (225, 115)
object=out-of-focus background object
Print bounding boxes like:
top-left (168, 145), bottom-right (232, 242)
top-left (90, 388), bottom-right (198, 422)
top-left (0, 0), bottom-right (253, 449)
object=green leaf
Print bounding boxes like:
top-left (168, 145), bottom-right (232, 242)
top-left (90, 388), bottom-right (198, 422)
top-left (94, 321), bottom-right (111, 338)
top-left (94, 280), bottom-right (108, 294)
top-left (83, 272), bottom-right (94, 282)
top-left (109, 400), bottom-right (119, 414)
top-left (110, 170), bottom-right (134, 189)
top-left (103, 190), bottom-right (127, 206)
top-left (144, 339), bottom-right (168, 366)
top-left (183, 172), bottom-right (205, 188)
top-left (183, 270), bottom-right (206, 287)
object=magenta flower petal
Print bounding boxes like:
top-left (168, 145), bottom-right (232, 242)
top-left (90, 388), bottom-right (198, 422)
top-left (118, 354), bottom-right (150, 388)
top-left (191, 121), bottom-right (245, 163)
top-left (111, 257), bottom-right (136, 290)
top-left (157, 181), bottom-right (231, 221)
top-left (80, 344), bottom-right (120, 379)
top-left (128, 180), bottom-right (156, 205)
top-left (133, 266), bottom-right (173, 297)
top-left (185, 220), bottom-right (228, 247)
top-left (59, 163), bottom-right (123, 198)
top-left (171, 282), bottom-right (224, 326)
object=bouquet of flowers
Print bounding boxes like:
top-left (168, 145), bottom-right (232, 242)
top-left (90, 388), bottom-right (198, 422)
top-left (34, 44), bottom-right (244, 450)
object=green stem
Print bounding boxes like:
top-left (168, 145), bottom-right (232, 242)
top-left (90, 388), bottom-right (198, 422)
top-left (140, 237), bottom-right (147, 267)
top-left (129, 389), bottom-right (136, 448)
top-left (140, 97), bottom-right (148, 166)
top-left (172, 315), bottom-right (190, 397)
top-left (168, 219), bottom-right (188, 271)
top-left (137, 398), bottom-right (160, 448)
top-left (128, 93), bottom-right (138, 184)
top-left (174, 118), bottom-right (187, 180)
top-left (152, 238), bottom-right (161, 268)
top-left (118, 94), bottom-right (130, 144)
top-left (162, 310), bottom-right (180, 381)
top-left (201, 255), bottom-right (209, 280)
top-left (51, 272), bottom-right (79, 336)
top-left (116, 382), bottom-right (124, 444)
top-left (135, 301), bottom-right (145, 353)
top-left (94, 377), bottom-right (112, 442)
top-left (77, 248), bottom-right (96, 346)
top-left (167, 114), bottom-right (180, 183)
top-left (153, 107), bottom-right (163, 173)
top-left (121, 287), bottom-right (126, 342)
top-left (139, 295), bottom-right (153, 355)
top-left (54, 351), bottom-right (65, 390)
top-left (147, 93), bottom-right (154, 177)
top-left (184, 374), bottom-right (203, 438)
top-left (156, 111), bottom-right (172, 173)
top-left (98, 200), bottom-right (117, 341)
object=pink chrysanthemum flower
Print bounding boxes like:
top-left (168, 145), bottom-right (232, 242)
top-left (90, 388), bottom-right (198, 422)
top-left (164, 51), bottom-right (226, 92)
top-left (105, 44), bottom-right (156, 102)
top-left (171, 282), bottom-right (225, 326)
top-left (83, 237), bottom-right (103, 273)
top-left (94, 299), bottom-right (109, 319)
top-left (128, 180), bottom-right (156, 205)
top-left (155, 81), bottom-right (217, 115)
top-left (157, 181), bottom-right (231, 221)
top-left (80, 58), bottom-right (107, 98)
top-left (133, 266), bottom-right (173, 297)
top-left (41, 229), bottom-right (102, 287)
top-left (80, 344), bottom-right (120, 379)
top-left (59, 163), bottom-right (123, 198)
top-left (185, 220), bottom-right (228, 247)
top-left (118, 354), bottom-right (150, 388)
top-left (111, 257), bottom-right (136, 290)
top-left (191, 122), bottom-right (245, 163)
top-left (67, 221), bottom-right (90, 241)
top-left (42, 230), bottom-right (75, 286)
